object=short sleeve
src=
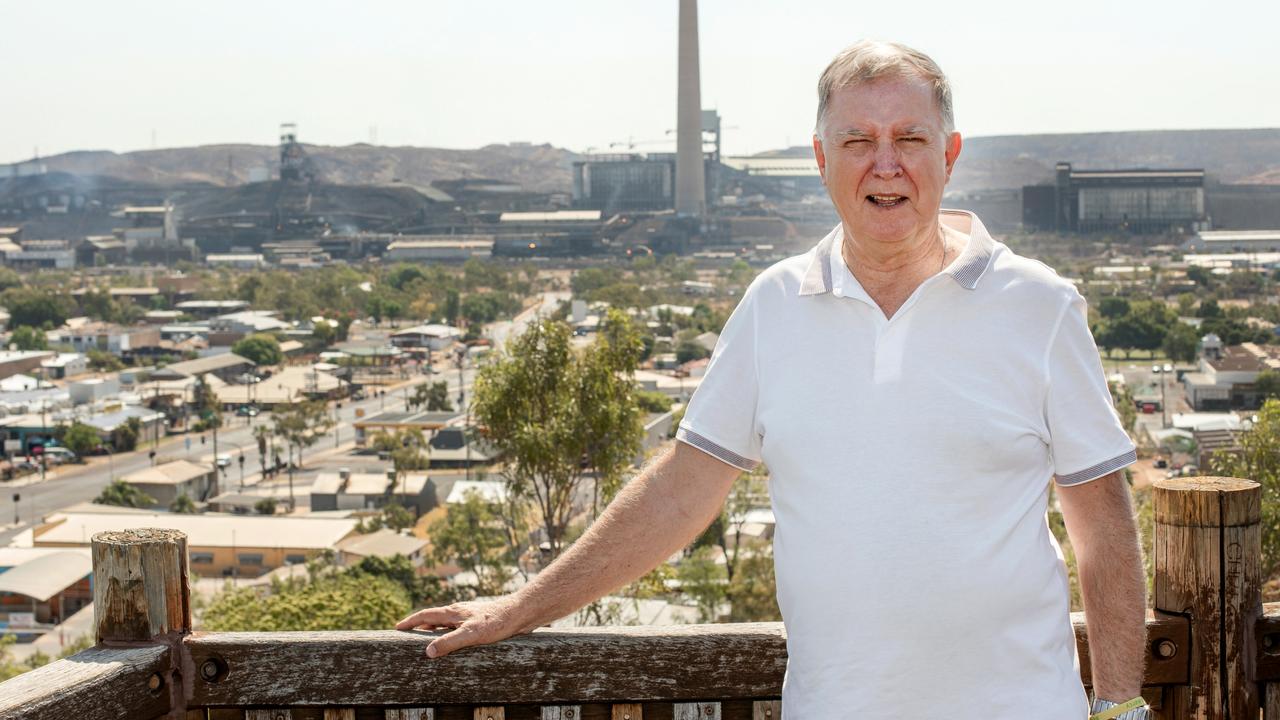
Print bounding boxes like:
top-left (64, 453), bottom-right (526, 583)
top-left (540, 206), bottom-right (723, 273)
top-left (675, 287), bottom-right (762, 471)
top-left (1045, 292), bottom-right (1137, 486)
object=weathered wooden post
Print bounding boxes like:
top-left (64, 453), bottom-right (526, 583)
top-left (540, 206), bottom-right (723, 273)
top-left (93, 527), bottom-right (192, 643)
top-left (93, 527), bottom-right (192, 719)
top-left (1152, 477), bottom-right (1261, 719)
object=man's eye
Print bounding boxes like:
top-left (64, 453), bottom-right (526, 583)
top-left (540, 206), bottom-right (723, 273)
top-left (900, 137), bottom-right (924, 143)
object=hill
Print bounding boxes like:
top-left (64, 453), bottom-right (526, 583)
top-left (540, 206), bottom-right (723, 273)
top-left (37, 142), bottom-right (577, 194)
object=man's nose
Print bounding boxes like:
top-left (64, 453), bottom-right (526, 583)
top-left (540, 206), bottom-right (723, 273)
top-left (872, 142), bottom-right (902, 178)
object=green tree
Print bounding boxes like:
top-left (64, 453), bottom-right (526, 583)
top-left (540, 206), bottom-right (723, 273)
top-left (428, 490), bottom-right (514, 597)
top-left (61, 422), bottom-right (99, 458)
top-left (1098, 296), bottom-right (1131, 319)
top-left (1198, 297), bottom-right (1223, 318)
top-left (170, 494), bottom-right (197, 514)
top-left (252, 425), bottom-right (272, 477)
top-left (201, 568), bottom-right (410, 631)
top-left (353, 554), bottom-right (462, 606)
top-left (472, 309), bottom-right (644, 558)
top-left (635, 390), bottom-right (673, 413)
top-left (1211, 399), bottom-right (1280, 575)
top-left (356, 501), bottom-right (416, 533)
top-left (1108, 379), bottom-right (1138, 435)
top-left (1186, 266), bottom-right (1214, 288)
top-left (194, 374), bottom-right (223, 431)
top-left (110, 417), bottom-right (142, 452)
top-left (87, 349), bottom-right (125, 372)
top-left (272, 399), bottom-right (336, 503)
top-left (425, 381), bottom-right (453, 412)
top-left (9, 325), bottom-right (46, 351)
top-left (1256, 371), bottom-right (1280, 402)
top-left (231, 333), bottom-right (283, 366)
top-left (95, 479), bottom-right (155, 508)
top-left (312, 320), bottom-right (337, 347)
top-left (1161, 321), bottom-right (1200, 363)
top-left (3, 289), bottom-right (72, 328)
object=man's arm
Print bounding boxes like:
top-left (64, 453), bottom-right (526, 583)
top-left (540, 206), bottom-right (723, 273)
top-left (1056, 469), bottom-right (1147, 703)
top-left (396, 442), bottom-right (741, 657)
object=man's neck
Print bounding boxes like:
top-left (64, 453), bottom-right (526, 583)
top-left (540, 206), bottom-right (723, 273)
top-left (840, 221), bottom-right (955, 297)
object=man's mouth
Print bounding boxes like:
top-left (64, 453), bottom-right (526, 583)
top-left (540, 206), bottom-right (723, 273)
top-left (867, 194), bottom-right (907, 208)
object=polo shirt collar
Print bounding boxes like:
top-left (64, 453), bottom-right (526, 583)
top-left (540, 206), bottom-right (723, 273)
top-left (798, 209), bottom-right (997, 296)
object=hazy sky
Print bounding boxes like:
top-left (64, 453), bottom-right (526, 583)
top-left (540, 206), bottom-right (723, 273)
top-left (3, 0), bottom-right (1277, 164)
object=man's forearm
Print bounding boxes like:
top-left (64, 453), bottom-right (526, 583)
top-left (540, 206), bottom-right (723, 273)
top-left (1077, 528), bottom-right (1148, 701)
top-left (504, 445), bottom-right (737, 631)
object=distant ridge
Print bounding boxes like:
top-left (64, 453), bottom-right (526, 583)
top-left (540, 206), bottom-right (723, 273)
top-left (32, 142), bottom-right (577, 194)
top-left (752, 128), bottom-right (1280, 192)
top-left (19, 128), bottom-right (1280, 197)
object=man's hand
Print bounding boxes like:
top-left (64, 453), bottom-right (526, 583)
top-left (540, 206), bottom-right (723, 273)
top-left (396, 598), bottom-right (535, 658)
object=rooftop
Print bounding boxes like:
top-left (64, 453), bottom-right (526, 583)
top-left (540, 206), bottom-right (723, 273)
top-left (163, 352), bottom-right (254, 377)
top-left (499, 210), bottom-right (602, 223)
top-left (336, 528), bottom-right (429, 559)
top-left (121, 460), bottom-right (213, 486)
top-left (0, 551), bottom-right (91, 601)
top-left (34, 512), bottom-right (359, 550)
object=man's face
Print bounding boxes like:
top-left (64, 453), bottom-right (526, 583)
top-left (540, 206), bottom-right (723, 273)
top-left (812, 76), bottom-right (962, 246)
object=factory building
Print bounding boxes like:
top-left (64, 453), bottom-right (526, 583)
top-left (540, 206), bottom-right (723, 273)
top-left (384, 236), bottom-right (494, 262)
top-left (1023, 162), bottom-right (1205, 233)
top-left (572, 153), bottom-right (719, 214)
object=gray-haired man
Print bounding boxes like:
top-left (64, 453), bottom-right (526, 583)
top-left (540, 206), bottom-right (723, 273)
top-left (397, 41), bottom-right (1149, 719)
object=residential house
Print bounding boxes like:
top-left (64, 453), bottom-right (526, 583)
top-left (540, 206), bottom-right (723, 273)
top-left (120, 460), bottom-right (218, 509)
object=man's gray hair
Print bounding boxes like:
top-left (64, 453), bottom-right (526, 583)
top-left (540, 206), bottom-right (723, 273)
top-left (815, 40), bottom-right (954, 135)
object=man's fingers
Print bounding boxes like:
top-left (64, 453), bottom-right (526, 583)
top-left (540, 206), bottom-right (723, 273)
top-left (425, 624), bottom-right (477, 658)
top-left (396, 605), bottom-right (466, 631)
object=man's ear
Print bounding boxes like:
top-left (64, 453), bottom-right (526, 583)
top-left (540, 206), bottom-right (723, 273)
top-left (812, 134), bottom-right (827, 185)
top-left (944, 131), bottom-right (962, 182)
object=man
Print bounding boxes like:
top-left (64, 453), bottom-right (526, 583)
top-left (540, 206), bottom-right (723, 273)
top-left (397, 41), bottom-right (1148, 719)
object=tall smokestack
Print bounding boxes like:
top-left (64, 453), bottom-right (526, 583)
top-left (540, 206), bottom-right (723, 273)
top-left (674, 0), bottom-right (706, 218)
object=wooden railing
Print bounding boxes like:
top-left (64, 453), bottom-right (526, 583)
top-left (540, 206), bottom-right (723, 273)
top-left (0, 477), bottom-right (1275, 719)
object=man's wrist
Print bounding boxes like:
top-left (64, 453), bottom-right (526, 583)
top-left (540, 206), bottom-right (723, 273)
top-left (1089, 695), bottom-right (1149, 720)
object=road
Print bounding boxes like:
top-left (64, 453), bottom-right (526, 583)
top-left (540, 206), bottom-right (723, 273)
top-left (0, 293), bottom-right (565, 544)
top-left (0, 364), bottom-right (477, 545)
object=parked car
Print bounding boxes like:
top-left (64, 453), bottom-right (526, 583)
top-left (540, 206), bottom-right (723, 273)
top-left (1154, 458), bottom-right (1168, 469)
top-left (236, 405), bottom-right (260, 417)
top-left (41, 447), bottom-right (77, 464)
top-left (216, 453), bottom-right (232, 469)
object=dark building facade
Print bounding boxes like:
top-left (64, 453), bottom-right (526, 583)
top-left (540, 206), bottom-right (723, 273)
top-left (1023, 162), bottom-right (1206, 233)
top-left (572, 153), bottom-right (717, 214)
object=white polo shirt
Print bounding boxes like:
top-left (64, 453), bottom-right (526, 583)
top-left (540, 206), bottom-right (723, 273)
top-left (676, 210), bottom-right (1136, 719)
